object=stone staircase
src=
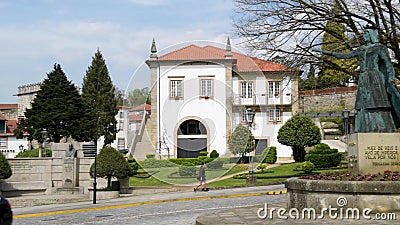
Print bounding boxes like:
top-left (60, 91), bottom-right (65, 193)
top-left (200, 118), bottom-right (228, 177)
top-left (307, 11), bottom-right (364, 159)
top-left (133, 118), bottom-right (156, 160)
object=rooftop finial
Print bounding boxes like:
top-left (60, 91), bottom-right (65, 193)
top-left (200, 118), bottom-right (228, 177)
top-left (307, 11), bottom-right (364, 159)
top-left (225, 37), bottom-right (232, 59)
top-left (150, 38), bottom-right (158, 59)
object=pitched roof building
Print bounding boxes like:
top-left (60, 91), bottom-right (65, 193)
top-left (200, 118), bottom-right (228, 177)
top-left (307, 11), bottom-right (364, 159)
top-left (136, 38), bottom-right (301, 160)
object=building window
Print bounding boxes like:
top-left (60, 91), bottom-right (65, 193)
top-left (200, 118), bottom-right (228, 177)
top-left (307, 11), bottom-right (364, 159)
top-left (0, 137), bottom-right (6, 147)
top-left (269, 109), bottom-right (281, 121)
top-left (268, 81), bottom-right (280, 97)
top-left (0, 121), bottom-right (5, 134)
top-left (118, 139), bottom-right (125, 150)
top-left (200, 79), bottom-right (213, 97)
top-left (170, 80), bottom-right (182, 98)
top-left (241, 82), bottom-right (253, 98)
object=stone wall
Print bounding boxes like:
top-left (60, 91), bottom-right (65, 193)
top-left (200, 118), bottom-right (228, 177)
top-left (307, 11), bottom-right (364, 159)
top-left (300, 86), bottom-right (357, 112)
top-left (286, 178), bottom-right (400, 213)
top-left (16, 83), bottom-right (41, 117)
top-left (0, 143), bottom-right (95, 197)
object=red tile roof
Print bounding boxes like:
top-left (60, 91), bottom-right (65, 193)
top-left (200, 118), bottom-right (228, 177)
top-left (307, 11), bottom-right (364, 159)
top-left (159, 44), bottom-right (292, 72)
top-left (131, 103), bottom-right (151, 112)
top-left (0, 104), bottom-right (17, 110)
top-left (129, 114), bottom-right (143, 121)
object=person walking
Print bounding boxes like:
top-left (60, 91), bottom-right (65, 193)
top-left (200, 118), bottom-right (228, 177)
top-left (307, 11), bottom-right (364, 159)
top-left (194, 162), bottom-right (207, 192)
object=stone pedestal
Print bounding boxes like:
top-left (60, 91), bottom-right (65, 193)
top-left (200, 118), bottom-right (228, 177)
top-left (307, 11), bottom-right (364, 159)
top-left (246, 174), bottom-right (257, 185)
top-left (348, 133), bottom-right (400, 174)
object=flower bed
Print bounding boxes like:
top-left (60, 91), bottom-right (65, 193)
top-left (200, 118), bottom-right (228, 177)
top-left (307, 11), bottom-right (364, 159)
top-left (299, 170), bottom-right (399, 181)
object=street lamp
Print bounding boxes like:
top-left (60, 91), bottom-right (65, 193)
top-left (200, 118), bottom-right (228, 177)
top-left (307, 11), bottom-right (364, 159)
top-left (342, 108), bottom-right (350, 143)
top-left (40, 129), bottom-right (49, 158)
top-left (244, 108), bottom-right (255, 174)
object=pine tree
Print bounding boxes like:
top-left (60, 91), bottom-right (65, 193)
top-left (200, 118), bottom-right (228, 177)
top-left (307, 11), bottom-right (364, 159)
top-left (317, 3), bottom-right (357, 88)
top-left (21, 64), bottom-right (87, 142)
top-left (81, 49), bottom-right (118, 145)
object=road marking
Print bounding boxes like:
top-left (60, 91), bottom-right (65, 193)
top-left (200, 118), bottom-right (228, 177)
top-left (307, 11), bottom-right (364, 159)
top-left (14, 189), bottom-right (286, 219)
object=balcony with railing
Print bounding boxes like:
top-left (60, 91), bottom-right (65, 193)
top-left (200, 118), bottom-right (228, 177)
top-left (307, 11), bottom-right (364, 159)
top-left (232, 93), bottom-right (283, 106)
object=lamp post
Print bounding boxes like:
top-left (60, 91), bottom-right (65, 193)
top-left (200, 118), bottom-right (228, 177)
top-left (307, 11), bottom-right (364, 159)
top-left (245, 108), bottom-right (256, 185)
top-left (342, 108), bottom-right (350, 144)
top-left (40, 129), bottom-right (49, 158)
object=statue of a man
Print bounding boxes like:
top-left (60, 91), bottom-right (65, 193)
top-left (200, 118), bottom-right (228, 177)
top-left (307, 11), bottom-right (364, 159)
top-left (315, 28), bottom-right (400, 133)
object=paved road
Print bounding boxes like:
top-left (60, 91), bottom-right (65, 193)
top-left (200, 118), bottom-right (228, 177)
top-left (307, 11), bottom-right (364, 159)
top-left (13, 185), bottom-right (287, 225)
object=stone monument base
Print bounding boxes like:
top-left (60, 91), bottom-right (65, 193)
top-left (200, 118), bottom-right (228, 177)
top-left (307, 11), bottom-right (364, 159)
top-left (348, 133), bottom-right (400, 175)
top-left (285, 178), bottom-right (400, 213)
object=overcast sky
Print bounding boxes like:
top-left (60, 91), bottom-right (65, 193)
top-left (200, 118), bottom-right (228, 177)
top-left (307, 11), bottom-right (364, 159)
top-left (0, 0), bottom-right (238, 103)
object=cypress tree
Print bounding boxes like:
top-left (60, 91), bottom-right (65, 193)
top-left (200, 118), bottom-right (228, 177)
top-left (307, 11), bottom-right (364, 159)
top-left (81, 49), bottom-right (118, 145)
top-left (317, 3), bottom-right (357, 88)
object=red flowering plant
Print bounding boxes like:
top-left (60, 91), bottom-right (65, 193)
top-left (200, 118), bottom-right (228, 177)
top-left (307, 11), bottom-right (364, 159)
top-left (299, 171), bottom-right (399, 181)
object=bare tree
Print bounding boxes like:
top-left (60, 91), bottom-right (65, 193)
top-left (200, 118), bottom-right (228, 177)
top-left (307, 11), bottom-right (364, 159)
top-left (233, 0), bottom-right (400, 73)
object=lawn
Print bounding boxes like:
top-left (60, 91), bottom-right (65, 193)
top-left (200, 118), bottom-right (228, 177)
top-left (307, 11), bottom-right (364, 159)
top-left (129, 164), bottom-right (244, 186)
top-left (209, 163), bottom-right (347, 187)
top-left (129, 162), bottom-right (347, 187)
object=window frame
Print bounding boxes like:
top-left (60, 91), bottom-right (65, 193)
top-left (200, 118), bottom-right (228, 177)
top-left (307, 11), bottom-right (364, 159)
top-left (169, 76), bottom-right (184, 99)
top-left (200, 78), bottom-right (213, 97)
top-left (268, 81), bottom-right (280, 97)
top-left (0, 137), bottom-right (7, 147)
top-left (240, 81), bottom-right (253, 99)
top-left (269, 108), bottom-right (281, 122)
top-left (117, 138), bottom-right (125, 150)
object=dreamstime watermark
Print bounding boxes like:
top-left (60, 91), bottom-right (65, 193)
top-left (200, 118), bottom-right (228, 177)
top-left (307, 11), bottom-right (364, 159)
top-left (257, 196), bottom-right (397, 220)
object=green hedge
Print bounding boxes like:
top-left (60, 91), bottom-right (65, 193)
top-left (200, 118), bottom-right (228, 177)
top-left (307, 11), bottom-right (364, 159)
top-left (15, 148), bottom-right (52, 158)
top-left (178, 166), bottom-right (197, 177)
top-left (139, 158), bottom-right (175, 168)
top-left (305, 153), bottom-right (342, 168)
top-left (262, 146), bottom-right (277, 164)
top-left (207, 158), bottom-right (224, 169)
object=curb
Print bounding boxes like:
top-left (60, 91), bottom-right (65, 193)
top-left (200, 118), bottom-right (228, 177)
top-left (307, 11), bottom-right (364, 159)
top-left (266, 190), bottom-right (287, 195)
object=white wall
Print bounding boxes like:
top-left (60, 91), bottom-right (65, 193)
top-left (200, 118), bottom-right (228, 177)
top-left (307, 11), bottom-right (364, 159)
top-left (2, 137), bottom-right (29, 158)
top-left (158, 64), bottom-right (228, 156)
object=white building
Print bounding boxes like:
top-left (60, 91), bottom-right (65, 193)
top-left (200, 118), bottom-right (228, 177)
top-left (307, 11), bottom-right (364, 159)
top-left (0, 105), bottom-right (29, 158)
top-left (145, 39), bottom-right (301, 160)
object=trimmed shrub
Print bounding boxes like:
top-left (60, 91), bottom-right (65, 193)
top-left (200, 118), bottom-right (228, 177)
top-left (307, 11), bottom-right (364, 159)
top-left (169, 158), bottom-right (199, 166)
top-left (199, 151), bottom-right (208, 157)
top-left (127, 158), bottom-right (140, 175)
top-left (207, 158), bottom-right (224, 169)
top-left (90, 146), bottom-right (134, 188)
top-left (305, 143), bottom-right (342, 168)
top-left (146, 154), bottom-right (156, 159)
top-left (263, 146), bottom-right (277, 164)
top-left (210, 150), bottom-right (219, 159)
top-left (257, 163), bottom-right (267, 173)
top-left (139, 158), bottom-right (175, 168)
top-left (0, 153), bottom-right (12, 179)
top-left (301, 161), bottom-right (315, 174)
top-left (178, 166), bottom-right (197, 177)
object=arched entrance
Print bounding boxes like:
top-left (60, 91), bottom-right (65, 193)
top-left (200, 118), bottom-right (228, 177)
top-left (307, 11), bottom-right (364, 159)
top-left (177, 119), bottom-right (207, 158)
